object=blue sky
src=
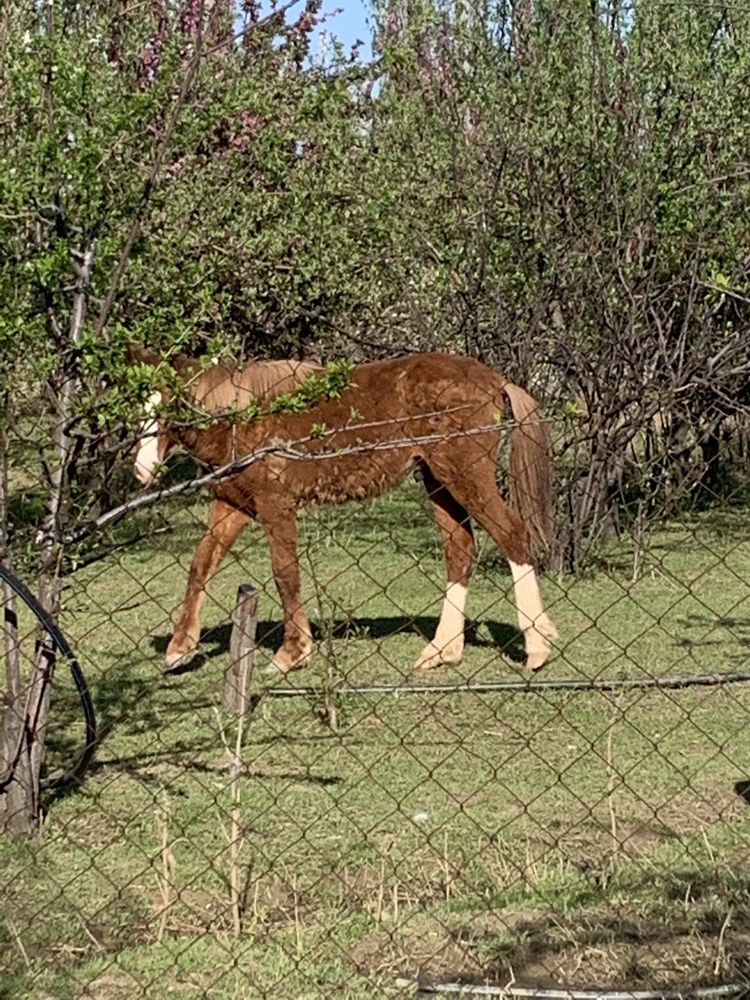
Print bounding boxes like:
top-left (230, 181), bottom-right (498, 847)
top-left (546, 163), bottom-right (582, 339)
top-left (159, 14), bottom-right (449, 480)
top-left (238, 0), bottom-right (374, 65)
top-left (313, 0), bottom-right (373, 60)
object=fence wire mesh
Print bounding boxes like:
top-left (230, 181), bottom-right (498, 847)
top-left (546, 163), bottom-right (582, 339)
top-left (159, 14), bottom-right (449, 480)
top-left (4, 0), bottom-right (750, 991)
top-left (2, 354), bottom-right (749, 1000)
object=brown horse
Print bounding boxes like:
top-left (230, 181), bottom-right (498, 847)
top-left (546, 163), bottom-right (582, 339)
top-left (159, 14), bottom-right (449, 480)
top-left (128, 349), bottom-right (557, 673)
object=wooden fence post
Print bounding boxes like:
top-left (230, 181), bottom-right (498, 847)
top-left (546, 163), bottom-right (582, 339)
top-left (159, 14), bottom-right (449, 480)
top-left (223, 584), bottom-right (258, 718)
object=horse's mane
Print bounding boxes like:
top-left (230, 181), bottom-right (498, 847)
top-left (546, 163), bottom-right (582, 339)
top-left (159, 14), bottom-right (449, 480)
top-left (190, 359), bottom-right (323, 413)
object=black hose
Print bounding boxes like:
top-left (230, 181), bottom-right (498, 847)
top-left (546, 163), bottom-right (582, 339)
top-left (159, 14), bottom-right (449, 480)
top-left (0, 563), bottom-right (97, 790)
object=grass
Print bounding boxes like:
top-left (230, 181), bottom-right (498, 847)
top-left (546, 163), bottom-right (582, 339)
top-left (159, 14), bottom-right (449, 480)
top-left (2, 480), bottom-right (750, 998)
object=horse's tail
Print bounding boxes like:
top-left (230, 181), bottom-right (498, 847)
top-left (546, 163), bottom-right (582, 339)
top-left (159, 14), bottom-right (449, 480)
top-left (501, 381), bottom-right (553, 557)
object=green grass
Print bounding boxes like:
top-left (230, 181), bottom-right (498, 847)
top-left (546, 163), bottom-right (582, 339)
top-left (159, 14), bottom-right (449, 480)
top-left (2, 483), bottom-right (750, 998)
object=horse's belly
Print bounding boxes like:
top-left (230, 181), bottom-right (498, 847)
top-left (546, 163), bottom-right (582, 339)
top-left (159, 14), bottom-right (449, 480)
top-left (292, 451), bottom-right (412, 506)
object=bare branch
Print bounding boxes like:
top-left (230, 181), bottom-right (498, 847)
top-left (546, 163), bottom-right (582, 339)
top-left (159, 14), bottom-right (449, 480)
top-left (67, 414), bottom-right (517, 544)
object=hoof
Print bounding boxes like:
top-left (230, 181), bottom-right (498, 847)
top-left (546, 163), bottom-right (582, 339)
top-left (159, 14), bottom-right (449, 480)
top-left (268, 647), bottom-right (312, 675)
top-left (164, 647), bottom-right (197, 672)
top-left (165, 631), bottom-right (199, 672)
top-left (413, 641), bottom-right (463, 671)
top-left (526, 650), bottom-right (549, 672)
top-left (523, 615), bottom-right (557, 672)
top-left (264, 661), bottom-right (286, 677)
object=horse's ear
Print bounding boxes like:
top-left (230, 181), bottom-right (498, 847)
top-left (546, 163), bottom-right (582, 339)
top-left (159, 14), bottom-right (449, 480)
top-left (170, 353), bottom-right (200, 378)
top-left (124, 345), bottom-right (199, 379)
top-left (124, 344), bottom-right (160, 367)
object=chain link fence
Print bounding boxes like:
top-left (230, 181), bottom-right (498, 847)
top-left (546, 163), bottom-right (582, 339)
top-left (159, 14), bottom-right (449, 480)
top-left (2, 356), bottom-right (749, 1000)
top-left (4, 0), bottom-right (750, 995)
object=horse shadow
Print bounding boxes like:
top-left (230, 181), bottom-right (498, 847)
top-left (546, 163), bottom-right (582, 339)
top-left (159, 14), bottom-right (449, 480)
top-left (44, 641), bottom-right (348, 799)
top-left (150, 615), bottom-right (526, 674)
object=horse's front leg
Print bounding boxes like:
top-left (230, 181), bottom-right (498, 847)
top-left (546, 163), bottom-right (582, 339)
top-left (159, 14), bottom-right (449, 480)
top-left (258, 503), bottom-right (312, 673)
top-left (166, 498), bottom-right (251, 669)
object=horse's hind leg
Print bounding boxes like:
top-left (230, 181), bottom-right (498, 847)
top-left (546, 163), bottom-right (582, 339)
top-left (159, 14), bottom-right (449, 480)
top-left (506, 558), bottom-right (557, 670)
top-left (414, 470), bottom-right (475, 670)
top-left (166, 497), bottom-right (251, 669)
top-left (429, 452), bottom-right (557, 671)
top-left (257, 501), bottom-right (312, 673)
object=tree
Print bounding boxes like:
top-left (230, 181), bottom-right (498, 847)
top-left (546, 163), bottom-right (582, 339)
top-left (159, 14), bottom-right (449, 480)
top-left (0, 0), bottom-right (359, 836)
top-left (365, 0), bottom-right (750, 567)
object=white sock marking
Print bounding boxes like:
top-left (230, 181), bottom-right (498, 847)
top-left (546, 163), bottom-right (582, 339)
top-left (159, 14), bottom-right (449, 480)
top-left (508, 560), bottom-right (556, 654)
top-left (433, 581), bottom-right (467, 650)
top-left (134, 392), bottom-right (163, 486)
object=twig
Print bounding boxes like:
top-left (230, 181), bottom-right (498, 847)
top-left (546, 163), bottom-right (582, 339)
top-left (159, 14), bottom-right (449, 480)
top-left (606, 713), bottom-right (619, 868)
top-left (5, 920), bottom-right (30, 969)
top-left (714, 907), bottom-right (733, 977)
top-left (76, 914), bottom-right (105, 953)
top-left (293, 873), bottom-right (302, 958)
top-left (214, 706), bottom-right (248, 935)
top-left (442, 830), bottom-right (452, 901)
top-left (154, 792), bottom-right (176, 943)
top-left (374, 857), bottom-right (386, 924)
top-left (67, 414), bottom-right (516, 544)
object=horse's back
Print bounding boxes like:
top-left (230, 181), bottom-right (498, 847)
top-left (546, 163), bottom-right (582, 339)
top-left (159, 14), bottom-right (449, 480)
top-left (350, 352), bottom-right (506, 415)
top-left (192, 352), bottom-right (501, 415)
top-left (193, 359), bottom-right (323, 412)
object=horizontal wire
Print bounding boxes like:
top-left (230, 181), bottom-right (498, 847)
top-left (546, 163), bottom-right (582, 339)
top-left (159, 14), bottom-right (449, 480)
top-left (265, 668), bottom-right (750, 698)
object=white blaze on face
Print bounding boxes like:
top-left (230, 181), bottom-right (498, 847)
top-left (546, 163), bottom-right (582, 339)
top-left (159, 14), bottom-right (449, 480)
top-left (134, 392), bottom-right (163, 486)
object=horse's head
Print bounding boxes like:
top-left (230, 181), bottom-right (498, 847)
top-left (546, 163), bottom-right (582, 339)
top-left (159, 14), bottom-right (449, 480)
top-left (134, 389), bottom-right (170, 486)
top-left (126, 345), bottom-right (199, 487)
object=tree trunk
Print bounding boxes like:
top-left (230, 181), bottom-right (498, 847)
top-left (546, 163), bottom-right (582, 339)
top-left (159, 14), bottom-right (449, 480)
top-left (0, 403), bottom-right (35, 836)
top-left (0, 243), bottom-right (94, 838)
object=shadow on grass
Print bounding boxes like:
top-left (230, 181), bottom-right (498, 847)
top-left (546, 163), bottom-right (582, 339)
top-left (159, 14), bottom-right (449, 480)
top-left (85, 748), bottom-right (342, 793)
top-left (43, 656), bottom-right (206, 800)
top-left (675, 614), bottom-right (750, 649)
top-left (377, 864), bottom-right (750, 991)
top-left (47, 695), bottom-right (344, 800)
top-left (45, 613), bottom-right (524, 800)
top-left (466, 903), bottom-right (750, 990)
top-left (149, 616), bottom-right (526, 675)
